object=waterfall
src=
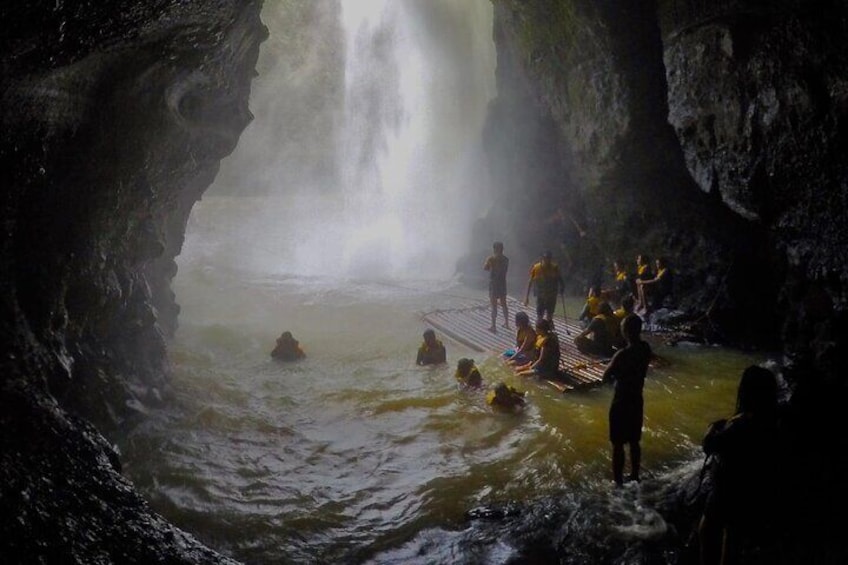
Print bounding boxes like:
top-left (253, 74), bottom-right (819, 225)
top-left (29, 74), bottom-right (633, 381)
top-left (187, 0), bottom-right (496, 282)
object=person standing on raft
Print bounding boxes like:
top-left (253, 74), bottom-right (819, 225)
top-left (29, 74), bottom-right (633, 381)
top-left (524, 250), bottom-right (564, 324)
top-left (483, 241), bottom-right (510, 333)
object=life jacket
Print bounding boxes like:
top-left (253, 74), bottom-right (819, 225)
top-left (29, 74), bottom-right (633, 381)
top-left (530, 262), bottom-right (561, 297)
top-left (585, 295), bottom-right (601, 317)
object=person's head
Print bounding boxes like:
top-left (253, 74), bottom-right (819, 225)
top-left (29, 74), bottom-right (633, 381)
top-left (493, 241), bottom-right (504, 254)
top-left (423, 329), bottom-right (437, 345)
top-left (637, 254), bottom-right (649, 266)
top-left (536, 319), bottom-right (552, 334)
top-left (598, 301), bottom-right (614, 317)
top-left (736, 365), bottom-right (778, 416)
top-left (621, 294), bottom-right (635, 313)
top-left (656, 256), bottom-right (667, 269)
top-left (456, 357), bottom-right (475, 376)
top-left (515, 311), bottom-right (530, 328)
top-left (614, 259), bottom-right (625, 272)
top-left (620, 314), bottom-right (642, 344)
top-left (587, 286), bottom-right (598, 298)
top-left (542, 250), bottom-right (553, 264)
top-left (281, 331), bottom-right (293, 340)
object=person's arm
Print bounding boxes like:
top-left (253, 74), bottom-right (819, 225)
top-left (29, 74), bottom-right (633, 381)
top-left (416, 346), bottom-right (424, 365)
top-left (483, 256), bottom-right (491, 271)
top-left (601, 350), bottom-right (622, 383)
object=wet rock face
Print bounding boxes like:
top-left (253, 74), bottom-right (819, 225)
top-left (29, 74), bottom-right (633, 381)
top-left (486, 0), bottom-right (848, 359)
top-left (1, 1), bottom-right (265, 562)
top-left (661, 3), bottom-right (848, 369)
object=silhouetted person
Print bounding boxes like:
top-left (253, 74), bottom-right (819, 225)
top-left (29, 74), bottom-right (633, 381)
top-left (524, 250), bottom-right (564, 323)
top-left (698, 365), bottom-right (780, 565)
top-left (271, 331), bottom-right (305, 361)
top-left (602, 314), bottom-right (652, 486)
top-left (483, 241), bottom-right (510, 332)
top-left (416, 329), bottom-right (447, 366)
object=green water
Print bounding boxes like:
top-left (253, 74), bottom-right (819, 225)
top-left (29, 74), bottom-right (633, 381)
top-left (121, 268), bottom-right (764, 563)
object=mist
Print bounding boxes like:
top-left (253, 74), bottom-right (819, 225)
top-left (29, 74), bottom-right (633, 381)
top-left (182, 0), bottom-right (496, 282)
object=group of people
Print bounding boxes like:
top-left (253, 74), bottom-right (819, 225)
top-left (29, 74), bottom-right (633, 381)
top-left (573, 254), bottom-right (674, 357)
top-left (417, 329), bottom-right (527, 411)
top-left (484, 243), bottom-right (565, 333)
top-left (271, 240), bottom-right (773, 563)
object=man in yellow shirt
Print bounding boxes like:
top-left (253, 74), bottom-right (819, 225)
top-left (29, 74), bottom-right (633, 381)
top-left (524, 250), bottom-right (564, 323)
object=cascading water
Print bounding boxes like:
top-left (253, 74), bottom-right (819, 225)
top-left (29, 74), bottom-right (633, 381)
top-left (186, 0), bottom-right (496, 281)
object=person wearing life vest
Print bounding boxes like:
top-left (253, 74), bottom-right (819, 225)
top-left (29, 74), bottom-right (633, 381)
top-left (503, 311), bottom-right (537, 365)
top-left (574, 301), bottom-right (615, 357)
top-left (524, 250), bottom-right (564, 323)
top-left (633, 254), bottom-right (653, 297)
top-left (455, 358), bottom-right (483, 388)
top-left (271, 331), bottom-right (306, 361)
top-left (483, 241), bottom-right (510, 333)
top-left (416, 329), bottom-right (447, 366)
top-left (579, 286), bottom-right (602, 325)
top-left (486, 382), bottom-right (526, 411)
top-left (636, 257), bottom-right (673, 314)
top-left (612, 294), bottom-right (635, 349)
top-left (516, 319), bottom-right (561, 380)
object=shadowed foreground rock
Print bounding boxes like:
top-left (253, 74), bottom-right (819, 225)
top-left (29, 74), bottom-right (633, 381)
top-left (1, 1), bottom-right (265, 562)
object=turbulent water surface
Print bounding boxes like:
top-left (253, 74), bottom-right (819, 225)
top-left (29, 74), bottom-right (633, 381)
top-left (121, 256), bottom-right (764, 563)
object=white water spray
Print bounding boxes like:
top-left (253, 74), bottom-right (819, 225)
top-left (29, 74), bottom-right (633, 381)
top-left (183, 0), bottom-right (496, 282)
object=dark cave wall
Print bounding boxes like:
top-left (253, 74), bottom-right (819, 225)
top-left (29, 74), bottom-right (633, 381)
top-left (484, 0), bottom-right (848, 355)
top-left (1, 1), bottom-right (265, 562)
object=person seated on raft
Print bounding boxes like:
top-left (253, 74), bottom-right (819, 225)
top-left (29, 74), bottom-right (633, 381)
top-left (455, 358), bottom-right (483, 389)
top-left (574, 301), bottom-right (616, 357)
top-left (416, 328), bottom-right (447, 366)
top-left (516, 319), bottom-right (561, 380)
top-left (271, 331), bottom-right (306, 361)
top-left (603, 260), bottom-right (631, 304)
top-left (636, 256), bottom-right (673, 314)
top-left (486, 382), bottom-right (526, 411)
top-left (579, 286), bottom-right (602, 325)
top-left (612, 295), bottom-right (636, 349)
top-left (503, 311), bottom-right (537, 366)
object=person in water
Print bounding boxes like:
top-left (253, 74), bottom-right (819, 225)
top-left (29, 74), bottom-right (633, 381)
top-left (503, 311), bottom-right (537, 365)
top-left (636, 256), bottom-right (673, 313)
top-left (574, 301), bottom-right (616, 357)
top-left (416, 329), bottom-right (447, 366)
top-left (486, 382), bottom-right (526, 411)
top-left (602, 314), bottom-right (652, 486)
top-left (271, 331), bottom-right (306, 361)
top-left (524, 250), bottom-right (564, 324)
top-left (483, 241), bottom-right (510, 332)
top-left (516, 318), bottom-right (561, 380)
top-left (455, 358), bottom-right (483, 388)
top-left (698, 365), bottom-right (781, 565)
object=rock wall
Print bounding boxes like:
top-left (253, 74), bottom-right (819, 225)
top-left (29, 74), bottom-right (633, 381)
top-left (486, 0), bottom-right (848, 356)
top-left (1, 1), bottom-right (266, 561)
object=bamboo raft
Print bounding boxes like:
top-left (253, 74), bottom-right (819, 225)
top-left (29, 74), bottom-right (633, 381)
top-left (420, 296), bottom-right (609, 392)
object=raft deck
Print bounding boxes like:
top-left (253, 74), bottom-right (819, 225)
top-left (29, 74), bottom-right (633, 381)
top-left (420, 296), bottom-right (609, 391)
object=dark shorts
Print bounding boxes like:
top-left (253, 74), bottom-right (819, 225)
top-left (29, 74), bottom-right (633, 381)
top-left (536, 294), bottom-right (557, 317)
top-left (609, 397), bottom-right (643, 444)
top-left (489, 279), bottom-right (507, 299)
